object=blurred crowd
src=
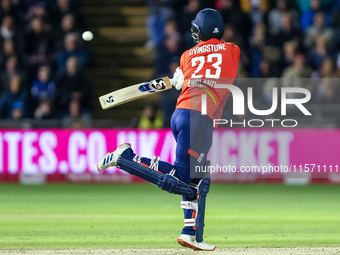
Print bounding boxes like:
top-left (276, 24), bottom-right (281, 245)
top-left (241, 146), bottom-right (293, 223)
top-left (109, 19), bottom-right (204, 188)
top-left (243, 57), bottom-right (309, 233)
top-left (1, 0), bottom-right (340, 127)
top-left (147, 0), bottom-right (340, 114)
top-left (0, 0), bottom-right (93, 122)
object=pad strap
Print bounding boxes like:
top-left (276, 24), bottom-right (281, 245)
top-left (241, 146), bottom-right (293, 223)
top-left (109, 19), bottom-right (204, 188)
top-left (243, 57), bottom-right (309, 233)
top-left (149, 156), bottom-right (160, 171)
top-left (132, 155), bottom-right (141, 163)
top-left (189, 183), bottom-right (198, 189)
top-left (184, 219), bottom-right (195, 227)
top-left (169, 168), bottom-right (176, 176)
top-left (181, 200), bottom-right (198, 210)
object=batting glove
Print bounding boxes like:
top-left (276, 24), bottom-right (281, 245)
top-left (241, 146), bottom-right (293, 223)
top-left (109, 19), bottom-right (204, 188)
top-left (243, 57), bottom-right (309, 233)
top-left (172, 66), bottom-right (184, 90)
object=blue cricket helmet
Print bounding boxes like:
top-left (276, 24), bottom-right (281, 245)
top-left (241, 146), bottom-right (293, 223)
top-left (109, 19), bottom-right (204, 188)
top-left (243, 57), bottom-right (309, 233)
top-left (191, 8), bottom-right (224, 43)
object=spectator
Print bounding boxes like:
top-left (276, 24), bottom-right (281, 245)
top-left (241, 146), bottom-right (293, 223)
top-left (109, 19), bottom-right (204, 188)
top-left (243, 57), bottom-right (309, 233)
top-left (276, 40), bottom-right (298, 76)
top-left (12, 0), bottom-right (41, 25)
top-left (318, 58), bottom-right (335, 78)
top-left (51, 0), bottom-right (81, 28)
top-left (282, 54), bottom-right (314, 96)
top-left (31, 65), bottom-right (55, 102)
top-left (0, 56), bottom-right (26, 92)
top-left (0, 16), bottom-right (17, 42)
top-left (179, 0), bottom-right (200, 49)
top-left (273, 12), bottom-right (301, 48)
top-left (34, 98), bottom-right (52, 119)
top-left (62, 99), bottom-right (91, 128)
top-left (220, 0), bottom-right (251, 39)
top-left (138, 104), bottom-right (164, 129)
top-left (145, 0), bottom-right (174, 49)
top-left (57, 32), bottom-right (88, 69)
top-left (155, 19), bottom-right (180, 77)
top-left (61, 13), bottom-right (78, 34)
top-left (268, 0), bottom-right (288, 36)
top-left (249, 23), bottom-right (267, 76)
top-left (309, 36), bottom-right (330, 70)
top-left (179, 0), bottom-right (200, 35)
top-left (55, 56), bottom-right (92, 115)
top-left (304, 12), bottom-right (334, 52)
top-left (0, 75), bottom-right (28, 119)
top-left (283, 53), bottom-right (313, 79)
top-left (262, 46), bottom-right (281, 73)
top-left (222, 24), bottom-right (245, 50)
top-left (54, 13), bottom-right (79, 50)
top-left (0, 0), bottom-right (18, 21)
top-left (248, 0), bottom-right (266, 26)
top-left (300, 0), bottom-right (332, 31)
top-left (10, 100), bottom-right (25, 119)
top-left (258, 60), bottom-right (272, 78)
top-left (0, 38), bottom-right (16, 69)
top-left (23, 16), bottom-right (53, 69)
top-left (164, 19), bottom-right (180, 51)
top-left (24, 1), bottom-right (49, 24)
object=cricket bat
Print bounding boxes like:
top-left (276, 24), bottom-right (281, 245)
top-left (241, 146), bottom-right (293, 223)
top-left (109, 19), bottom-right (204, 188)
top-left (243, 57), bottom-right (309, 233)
top-left (99, 76), bottom-right (175, 109)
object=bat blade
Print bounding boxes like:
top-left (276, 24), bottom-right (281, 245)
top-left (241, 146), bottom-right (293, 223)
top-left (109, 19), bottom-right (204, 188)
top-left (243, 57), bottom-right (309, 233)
top-left (99, 76), bottom-right (172, 110)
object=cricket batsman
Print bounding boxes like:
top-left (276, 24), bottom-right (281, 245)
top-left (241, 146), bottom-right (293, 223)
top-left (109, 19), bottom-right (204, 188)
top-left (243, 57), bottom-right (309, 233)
top-left (97, 8), bottom-right (240, 251)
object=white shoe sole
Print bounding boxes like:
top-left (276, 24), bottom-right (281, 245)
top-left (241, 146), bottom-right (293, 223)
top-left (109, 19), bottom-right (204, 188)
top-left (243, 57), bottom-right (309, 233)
top-left (177, 236), bottom-right (216, 251)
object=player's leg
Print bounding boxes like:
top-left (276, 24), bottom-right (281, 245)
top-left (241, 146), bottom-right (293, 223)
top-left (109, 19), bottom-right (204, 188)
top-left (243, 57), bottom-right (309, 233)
top-left (97, 143), bottom-right (195, 198)
top-left (170, 109), bottom-right (197, 238)
top-left (97, 108), bottom-right (214, 249)
top-left (97, 134), bottom-right (189, 183)
top-left (97, 108), bottom-right (196, 179)
top-left (177, 176), bottom-right (214, 251)
top-left (172, 109), bottom-right (215, 250)
top-left (96, 109), bottom-right (195, 197)
top-left (175, 111), bottom-right (215, 250)
top-left (171, 110), bottom-right (197, 237)
top-left (102, 108), bottom-right (214, 250)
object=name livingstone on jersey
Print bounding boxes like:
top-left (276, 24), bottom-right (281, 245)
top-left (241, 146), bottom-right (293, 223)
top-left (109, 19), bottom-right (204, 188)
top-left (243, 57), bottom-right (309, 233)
top-left (189, 44), bottom-right (226, 56)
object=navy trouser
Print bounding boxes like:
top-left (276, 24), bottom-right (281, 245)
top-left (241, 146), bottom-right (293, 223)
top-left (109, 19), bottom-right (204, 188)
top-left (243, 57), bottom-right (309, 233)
top-left (121, 108), bottom-right (213, 235)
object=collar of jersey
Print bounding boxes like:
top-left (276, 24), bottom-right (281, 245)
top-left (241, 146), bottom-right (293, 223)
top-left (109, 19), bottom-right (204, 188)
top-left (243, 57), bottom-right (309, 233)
top-left (197, 38), bottom-right (220, 46)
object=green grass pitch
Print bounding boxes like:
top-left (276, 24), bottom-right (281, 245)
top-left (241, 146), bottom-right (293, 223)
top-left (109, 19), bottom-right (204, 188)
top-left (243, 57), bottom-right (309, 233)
top-left (0, 183), bottom-right (339, 249)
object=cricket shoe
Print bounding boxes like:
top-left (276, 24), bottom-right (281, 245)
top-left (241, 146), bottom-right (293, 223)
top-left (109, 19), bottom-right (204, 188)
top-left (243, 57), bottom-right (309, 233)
top-left (97, 143), bottom-right (131, 171)
top-left (177, 234), bottom-right (216, 251)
